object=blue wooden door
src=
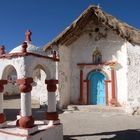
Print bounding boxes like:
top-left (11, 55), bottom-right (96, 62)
top-left (88, 71), bottom-right (106, 105)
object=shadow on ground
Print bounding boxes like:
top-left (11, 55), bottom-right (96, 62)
top-left (4, 108), bottom-right (46, 121)
top-left (64, 129), bottom-right (140, 140)
top-left (4, 94), bottom-right (20, 100)
top-left (4, 105), bottom-right (62, 121)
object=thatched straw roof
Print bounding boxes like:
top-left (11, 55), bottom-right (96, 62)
top-left (44, 5), bottom-right (140, 50)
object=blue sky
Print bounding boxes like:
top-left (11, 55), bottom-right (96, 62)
top-left (0, 0), bottom-right (140, 52)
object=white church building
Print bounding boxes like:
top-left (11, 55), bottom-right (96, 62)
top-left (44, 5), bottom-right (140, 111)
top-left (1, 5), bottom-right (140, 112)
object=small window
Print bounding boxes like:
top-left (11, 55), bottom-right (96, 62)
top-left (93, 50), bottom-right (102, 64)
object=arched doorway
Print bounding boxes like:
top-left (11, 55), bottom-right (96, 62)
top-left (88, 71), bottom-right (106, 105)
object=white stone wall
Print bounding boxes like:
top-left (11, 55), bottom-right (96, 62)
top-left (58, 45), bottom-right (71, 108)
top-left (24, 56), bottom-right (53, 78)
top-left (58, 24), bottom-right (128, 107)
top-left (127, 43), bottom-right (140, 107)
top-left (0, 57), bottom-right (26, 79)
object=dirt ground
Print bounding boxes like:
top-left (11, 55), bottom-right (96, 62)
top-left (3, 95), bottom-right (140, 140)
top-left (60, 111), bottom-right (140, 140)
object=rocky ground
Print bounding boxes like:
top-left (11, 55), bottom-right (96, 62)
top-left (3, 95), bottom-right (140, 140)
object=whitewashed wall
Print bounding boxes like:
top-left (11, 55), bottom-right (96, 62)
top-left (58, 45), bottom-right (71, 108)
top-left (127, 43), bottom-right (140, 108)
top-left (0, 57), bottom-right (26, 79)
top-left (58, 23), bottom-right (128, 107)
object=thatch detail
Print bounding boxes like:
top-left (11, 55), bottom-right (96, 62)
top-left (44, 5), bottom-right (140, 50)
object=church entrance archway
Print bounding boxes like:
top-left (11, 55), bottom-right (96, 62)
top-left (88, 71), bottom-right (106, 105)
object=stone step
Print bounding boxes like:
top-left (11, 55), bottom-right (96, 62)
top-left (66, 105), bottom-right (125, 113)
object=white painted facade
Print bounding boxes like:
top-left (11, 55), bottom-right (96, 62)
top-left (58, 24), bottom-right (129, 108)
